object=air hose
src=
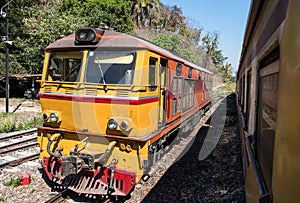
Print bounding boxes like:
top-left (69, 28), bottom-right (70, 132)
top-left (47, 133), bottom-right (62, 158)
top-left (98, 141), bottom-right (117, 166)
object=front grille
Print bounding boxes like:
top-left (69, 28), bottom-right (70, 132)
top-left (85, 89), bottom-right (97, 95)
top-left (65, 88), bottom-right (73, 94)
top-left (116, 89), bottom-right (130, 97)
top-left (44, 87), bottom-right (52, 92)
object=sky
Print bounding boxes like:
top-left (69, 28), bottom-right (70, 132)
top-left (160, 0), bottom-right (252, 74)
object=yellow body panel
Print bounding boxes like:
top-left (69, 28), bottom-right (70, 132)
top-left (40, 96), bottom-right (158, 137)
top-left (272, 0), bottom-right (300, 201)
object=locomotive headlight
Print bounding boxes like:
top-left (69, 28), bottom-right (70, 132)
top-left (49, 113), bottom-right (59, 123)
top-left (42, 111), bottom-right (61, 123)
top-left (78, 31), bottom-right (87, 40)
top-left (43, 113), bottom-right (49, 121)
top-left (76, 29), bottom-right (96, 41)
top-left (108, 118), bottom-right (118, 130)
top-left (120, 121), bottom-right (128, 131)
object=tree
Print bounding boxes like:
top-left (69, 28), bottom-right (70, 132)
top-left (0, 0), bottom-right (134, 75)
top-left (201, 32), bottom-right (231, 82)
top-left (156, 4), bottom-right (186, 34)
top-left (151, 33), bottom-right (196, 63)
top-left (223, 62), bottom-right (233, 82)
top-left (131, 0), bottom-right (161, 28)
top-left (14, 4), bottom-right (87, 74)
top-left (0, 0), bottom-right (42, 75)
top-left (81, 0), bottom-right (133, 32)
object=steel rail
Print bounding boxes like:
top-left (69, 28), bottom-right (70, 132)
top-left (0, 137), bottom-right (37, 151)
top-left (0, 153), bottom-right (40, 168)
top-left (0, 141), bottom-right (38, 154)
top-left (44, 193), bottom-right (65, 203)
top-left (0, 128), bottom-right (37, 142)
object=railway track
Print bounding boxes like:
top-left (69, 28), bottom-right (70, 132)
top-left (44, 193), bottom-right (67, 203)
top-left (44, 190), bottom-right (114, 203)
top-left (0, 128), bottom-right (39, 168)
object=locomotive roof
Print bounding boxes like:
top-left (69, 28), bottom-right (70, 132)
top-left (46, 28), bottom-right (212, 74)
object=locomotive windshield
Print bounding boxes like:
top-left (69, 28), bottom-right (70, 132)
top-left (45, 51), bottom-right (82, 82)
top-left (84, 51), bottom-right (135, 85)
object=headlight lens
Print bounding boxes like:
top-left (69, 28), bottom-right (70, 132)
top-left (120, 121), bottom-right (128, 130)
top-left (43, 113), bottom-right (49, 121)
top-left (49, 113), bottom-right (59, 123)
top-left (75, 28), bottom-right (96, 42)
top-left (108, 118), bottom-right (118, 130)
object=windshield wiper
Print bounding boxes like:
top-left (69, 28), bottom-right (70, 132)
top-left (97, 63), bottom-right (108, 92)
top-left (60, 63), bottom-right (80, 82)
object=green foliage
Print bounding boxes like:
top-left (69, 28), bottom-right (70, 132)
top-left (81, 0), bottom-right (133, 32)
top-left (57, 0), bottom-right (134, 32)
top-left (14, 5), bottom-right (87, 74)
top-left (0, 113), bottom-right (16, 133)
top-left (202, 32), bottom-right (228, 65)
top-left (201, 32), bottom-right (233, 83)
top-left (151, 33), bottom-right (196, 63)
top-left (152, 33), bottom-right (180, 52)
top-left (4, 176), bottom-right (21, 187)
top-left (57, 0), bottom-right (83, 14)
top-left (140, 3), bottom-right (232, 83)
top-left (131, 0), bottom-right (161, 28)
top-left (0, 113), bottom-right (42, 133)
top-left (30, 188), bottom-right (35, 194)
top-left (225, 82), bottom-right (236, 93)
top-left (1, 0), bottom-right (134, 76)
top-left (0, 52), bottom-right (26, 75)
top-left (16, 117), bottom-right (42, 131)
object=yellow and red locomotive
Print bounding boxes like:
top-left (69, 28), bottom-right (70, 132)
top-left (37, 28), bottom-right (212, 196)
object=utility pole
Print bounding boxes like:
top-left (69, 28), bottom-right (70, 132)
top-left (1, 0), bottom-right (13, 113)
top-left (5, 5), bottom-right (9, 113)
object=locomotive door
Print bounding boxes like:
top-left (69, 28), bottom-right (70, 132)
top-left (159, 58), bottom-right (168, 126)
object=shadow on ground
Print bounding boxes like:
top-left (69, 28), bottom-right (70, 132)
top-left (142, 93), bottom-right (245, 203)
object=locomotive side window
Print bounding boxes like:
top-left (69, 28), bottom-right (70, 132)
top-left (198, 71), bottom-right (202, 80)
top-left (85, 51), bottom-right (135, 84)
top-left (172, 76), bottom-right (183, 95)
top-left (177, 77), bottom-right (183, 94)
top-left (256, 46), bottom-right (280, 193)
top-left (172, 77), bottom-right (178, 95)
top-left (246, 70), bottom-right (252, 127)
top-left (177, 97), bottom-right (182, 113)
top-left (176, 63), bottom-right (182, 76)
top-left (149, 57), bottom-right (158, 91)
top-left (172, 98), bottom-right (177, 116)
top-left (46, 51), bottom-right (82, 82)
top-left (188, 67), bottom-right (192, 78)
top-left (183, 79), bottom-right (195, 110)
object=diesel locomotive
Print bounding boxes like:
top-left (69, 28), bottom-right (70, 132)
top-left (37, 27), bottom-right (212, 197)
